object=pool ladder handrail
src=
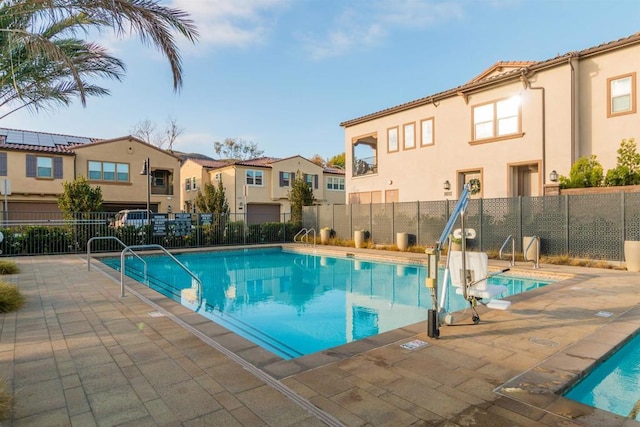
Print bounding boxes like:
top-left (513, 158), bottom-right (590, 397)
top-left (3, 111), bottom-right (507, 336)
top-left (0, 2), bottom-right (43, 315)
top-left (87, 236), bottom-right (147, 276)
top-left (524, 235), bottom-right (540, 269)
top-left (119, 245), bottom-right (203, 312)
top-left (293, 228), bottom-right (316, 247)
top-left (499, 235), bottom-right (516, 267)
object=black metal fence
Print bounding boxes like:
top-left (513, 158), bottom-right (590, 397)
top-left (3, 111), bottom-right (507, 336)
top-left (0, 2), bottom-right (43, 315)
top-left (0, 212), bottom-right (299, 256)
top-left (303, 192), bottom-right (640, 261)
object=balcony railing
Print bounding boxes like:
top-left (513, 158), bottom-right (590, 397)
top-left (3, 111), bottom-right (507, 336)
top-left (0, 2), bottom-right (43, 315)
top-left (353, 157), bottom-right (377, 177)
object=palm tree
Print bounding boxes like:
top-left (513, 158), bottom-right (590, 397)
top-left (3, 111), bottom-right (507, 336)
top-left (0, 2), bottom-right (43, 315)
top-left (0, 0), bottom-right (198, 118)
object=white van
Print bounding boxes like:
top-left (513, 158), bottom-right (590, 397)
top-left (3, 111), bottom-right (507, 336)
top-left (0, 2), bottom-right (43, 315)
top-left (111, 209), bottom-right (154, 228)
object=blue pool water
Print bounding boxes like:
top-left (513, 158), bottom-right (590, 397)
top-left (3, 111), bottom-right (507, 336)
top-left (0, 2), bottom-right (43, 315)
top-left (101, 248), bottom-right (554, 359)
top-left (564, 333), bottom-right (640, 421)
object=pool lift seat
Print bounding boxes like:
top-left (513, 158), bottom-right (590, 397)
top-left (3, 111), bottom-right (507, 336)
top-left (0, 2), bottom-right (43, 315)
top-left (447, 251), bottom-right (511, 324)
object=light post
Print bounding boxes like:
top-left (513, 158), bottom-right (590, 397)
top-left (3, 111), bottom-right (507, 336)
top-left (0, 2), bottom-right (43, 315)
top-left (140, 158), bottom-right (151, 242)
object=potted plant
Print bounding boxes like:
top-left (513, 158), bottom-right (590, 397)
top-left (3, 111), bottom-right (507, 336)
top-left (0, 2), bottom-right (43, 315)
top-left (320, 227), bottom-right (333, 244)
top-left (451, 236), bottom-right (462, 251)
top-left (354, 230), bottom-right (367, 248)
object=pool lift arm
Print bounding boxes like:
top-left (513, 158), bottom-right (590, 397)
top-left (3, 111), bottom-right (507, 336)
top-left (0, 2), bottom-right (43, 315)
top-left (426, 183), bottom-right (509, 338)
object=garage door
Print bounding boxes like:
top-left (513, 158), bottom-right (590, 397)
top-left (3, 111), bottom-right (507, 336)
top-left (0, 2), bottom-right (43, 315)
top-left (246, 204), bottom-right (281, 225)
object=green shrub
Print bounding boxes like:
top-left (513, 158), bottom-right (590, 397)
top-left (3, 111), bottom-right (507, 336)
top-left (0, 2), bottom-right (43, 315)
top-left (0, 282), bottom-right (25, 313)
top-left (604, 137), bottom-right (640, 186)
top-left (0, 261), bottom-right (18, 275)
top-left (559, 155), bottom-right (603, 188)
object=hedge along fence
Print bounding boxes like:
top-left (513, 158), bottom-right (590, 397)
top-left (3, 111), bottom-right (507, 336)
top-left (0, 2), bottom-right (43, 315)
top-left (0, 213), bottom-right (303, 256)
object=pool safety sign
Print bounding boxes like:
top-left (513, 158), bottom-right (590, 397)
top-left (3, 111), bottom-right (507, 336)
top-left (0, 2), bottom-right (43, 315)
top-left (152, 214), bottom-right (168, 236)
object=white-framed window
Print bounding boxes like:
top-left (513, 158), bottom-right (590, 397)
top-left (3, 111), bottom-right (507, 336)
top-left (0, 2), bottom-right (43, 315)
top-left (403, 122), bottom-right (415, 150)
top-left (214, 172), bottom-right (222, 182)
top-left (608, 72), bottom-right (636, 117)
top-left (327, 176), bottom-right (345, 191)
top-left (88, 161), bottom-right (129, 182)
top-left (37, 157), bottom-right (52, 178)
top-left (246, 170), bottom-right (263, 186)
top-left (191, 176), bottom-right (196, 190)
top-left (472, 96), bottom-right (521, 142)
top-left (421, 117), bottom-right (434, 146)
top-left (185, 177), bottom-right (191, 191)
top-left (387, 126), bottom-right (398, 152)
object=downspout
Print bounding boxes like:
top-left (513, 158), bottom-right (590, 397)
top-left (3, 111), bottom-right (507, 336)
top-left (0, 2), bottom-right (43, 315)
top-left (521, 69), bottom-right (546, 187)
top-left (568, 55), bottom-right (576, 164)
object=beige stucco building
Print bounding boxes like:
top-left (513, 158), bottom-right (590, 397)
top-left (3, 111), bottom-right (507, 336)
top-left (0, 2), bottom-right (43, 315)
top-left (341, 32), bottom-right (640, 203)
top-left (180, 155), bottom-right (345, 223)
top-left (0, 128), bottom-right (181, 216)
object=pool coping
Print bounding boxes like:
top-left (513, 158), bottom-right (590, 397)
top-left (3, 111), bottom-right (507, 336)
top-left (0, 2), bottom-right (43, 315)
top-left (92, 244), bottom-right (640, 425)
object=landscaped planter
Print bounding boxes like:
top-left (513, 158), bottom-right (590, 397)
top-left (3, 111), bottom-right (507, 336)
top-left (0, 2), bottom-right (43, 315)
top-left (624, 240), bottom-right (640, 272)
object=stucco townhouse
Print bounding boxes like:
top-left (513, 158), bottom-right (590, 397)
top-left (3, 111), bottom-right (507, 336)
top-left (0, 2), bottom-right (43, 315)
top-left (180, 155), bottom-right (345, 223)
top-left (341, 31), bottom-right (640, 203)
top-left (0, 128), bottom-right (181, 219)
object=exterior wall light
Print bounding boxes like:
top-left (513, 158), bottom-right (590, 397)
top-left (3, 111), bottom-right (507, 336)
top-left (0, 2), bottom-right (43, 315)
top-left (443, 180), bottom-right (451, 191)
top-left (549, 170), bottom-right (558, 182)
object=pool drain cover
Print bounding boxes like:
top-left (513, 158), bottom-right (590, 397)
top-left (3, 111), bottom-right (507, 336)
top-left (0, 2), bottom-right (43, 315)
top-left (400, 339), bottom-right (428, 350)
top-left (529, 337), bottom-right (558, 347)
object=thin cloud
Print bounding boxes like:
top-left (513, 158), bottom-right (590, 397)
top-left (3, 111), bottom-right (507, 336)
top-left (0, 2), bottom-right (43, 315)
top-left (170, 0), bottom-right (290, 51)
top-left (301, 0), bottom-right (465, 60)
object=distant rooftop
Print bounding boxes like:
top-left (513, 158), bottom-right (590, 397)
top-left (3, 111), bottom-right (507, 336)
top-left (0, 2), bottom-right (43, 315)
top-left (0, 127), bottom-right (95, 148)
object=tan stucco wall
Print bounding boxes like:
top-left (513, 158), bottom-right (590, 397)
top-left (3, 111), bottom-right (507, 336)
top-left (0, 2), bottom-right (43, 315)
top-left (344, 43), bottom-right (640, 202)
top-left (73, 138), bottom-right (181, 213)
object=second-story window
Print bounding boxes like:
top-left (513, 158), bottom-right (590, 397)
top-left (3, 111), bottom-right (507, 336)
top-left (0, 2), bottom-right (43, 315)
top-left (246, 170), bottom-right (263, 186)
top-left (608, 73), bottom-right (636, 117)
top-left (37, 157), bottom-right (52, 178)
top-left (472, 96), bottom-right (521, 142)
top-left (279, 171), bottom-right (292, 187)
top-left (421, 117), bottom-right (434, 146)
top-left (88, 161), bottom-right (129, 182)
top-left (185, 178), bottom-right (191, 191)
top-left (26, 154), bottom-right (62, 178)
top-left (191, 176), bottom-right (196, 190)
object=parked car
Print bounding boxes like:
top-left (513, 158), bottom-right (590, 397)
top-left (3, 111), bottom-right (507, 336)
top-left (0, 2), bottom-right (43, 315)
top-left (110, 209), bottom-right (154, 228)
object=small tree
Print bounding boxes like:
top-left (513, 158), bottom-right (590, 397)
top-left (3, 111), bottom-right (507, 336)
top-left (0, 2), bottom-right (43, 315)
top-left (130, 116), bottom-right (184, 150)
top-left (288, 171), bottom-right (315, 225)
top-left (604, 137), bottom-right (640, 186)
top-left (194, 181), bottom-right (229, 217)
top-left (58, 175), bottom-right (103, 219)
top-left (558, 155), bottom-right (603, 188)
top-left (327, 153), bottom-right (345, 169)
top-left (214, 138), bottom-right (264, 160)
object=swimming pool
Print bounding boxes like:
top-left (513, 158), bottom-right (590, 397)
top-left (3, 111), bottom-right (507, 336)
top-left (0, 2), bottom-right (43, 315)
top-left (101, 248), bottom-right (554, 359)
top-left (564, 332), bottom-right (640, 421)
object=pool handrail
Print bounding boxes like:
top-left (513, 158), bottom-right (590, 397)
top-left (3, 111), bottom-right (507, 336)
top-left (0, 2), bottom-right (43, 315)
top-left (119, 245), bottom-right (203, 311)
top-left (294, 228), bottom-right (316, 247)
top-left (524, 235), bottom-right (540, 269)
top-left (499, 235), bottom-right (516, 266)
top-left (87, 236), bottom-right (146, 276)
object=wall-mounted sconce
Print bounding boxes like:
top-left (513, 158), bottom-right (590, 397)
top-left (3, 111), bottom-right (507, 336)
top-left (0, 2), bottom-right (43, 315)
top-left (549, 170), bottom-right (558, 182)
top-left (167, 205), bottom-right (172, 213)
top-left (443, 180), bottom-right (451, 191)
top-left (387, 179), bottom-right (393, 185)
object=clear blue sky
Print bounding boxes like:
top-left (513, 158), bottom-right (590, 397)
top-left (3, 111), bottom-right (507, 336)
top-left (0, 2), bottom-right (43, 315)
top-left (2, 0), bottom-right (639, 161)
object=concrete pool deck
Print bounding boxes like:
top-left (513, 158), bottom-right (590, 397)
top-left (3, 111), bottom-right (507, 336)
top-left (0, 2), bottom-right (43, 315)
top-left (1, 247), bottom-right (639, 426)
